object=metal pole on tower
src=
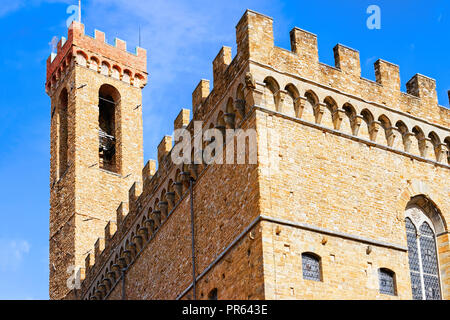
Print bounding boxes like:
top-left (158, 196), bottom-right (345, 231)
top-left (78, 0), bottom-right (81, 22)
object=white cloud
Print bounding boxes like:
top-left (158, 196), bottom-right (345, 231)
top-left (0, 239), bottom-right (31, 271)
top-left (77, 0), bottom-right (277, 159)
top-left (84, 0), bottom-right (249, 84)
top-left (0, 0), bottom-right (73, 18)
top-left (0, 1), bottom-right (25, 17)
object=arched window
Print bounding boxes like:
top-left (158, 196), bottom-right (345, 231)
top-left (58, 88), bottom-right (69, 178)
top-left (99, 84), bottom-right (120, 173)
top-left (405, 205), bottom-right (442, 300)
top-left (302, 252), bottom-right (321, 281)
top-left (378, 268), bottom-right (396, 296)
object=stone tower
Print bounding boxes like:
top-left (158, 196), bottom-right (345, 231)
top-left (46, 21), bottom-right (147, 300)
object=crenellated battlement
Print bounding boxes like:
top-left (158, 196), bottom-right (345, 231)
top-left (69, 9), bottom-right (450, 300)
top-left (232, 10), bottom-right (449, 126)
top-left (45, 21), bottom-right (147, 94)
top-left (186, 9), bottom-right (450, 128)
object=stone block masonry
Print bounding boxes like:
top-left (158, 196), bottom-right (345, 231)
top-left (48, 9), bottom-right (450, 300)
top-left (47, 21), bottom-right (146, 300)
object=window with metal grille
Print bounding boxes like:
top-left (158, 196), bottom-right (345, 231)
top-left (406, 218), bottom-right (422, 300)
top-left (378, 268), bottom-right (396, 295)
top-left (405, 217), bottom-right (441, 300)
top-left (302, 253), bottom-right (321, 281)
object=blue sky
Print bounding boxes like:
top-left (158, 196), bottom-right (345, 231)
top-left (0, 0), bottom-right (448, 300)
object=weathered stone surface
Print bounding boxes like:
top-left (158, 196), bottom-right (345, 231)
top-left (48, 9), bottom-right (449, 301)
top-left (47, 21), bottom-right (145, 300)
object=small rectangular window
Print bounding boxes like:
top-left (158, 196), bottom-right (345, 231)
top-left (378, 268), bottom-right (396, 296)
top-left (302, 253), bottom-right (321, 282)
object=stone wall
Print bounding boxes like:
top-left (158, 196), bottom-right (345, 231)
top-left (50, 9), bottom-right (449, 300)
top-left (255, 109), bottom-right (449, 299)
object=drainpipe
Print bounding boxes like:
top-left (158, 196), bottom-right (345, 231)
top-left (190, 177), bottom-right (197, 300)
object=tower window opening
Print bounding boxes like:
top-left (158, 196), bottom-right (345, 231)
top-left (98, 84), bottom-right (120, 173)
top-left (58, 88), bottom-right (69, 178)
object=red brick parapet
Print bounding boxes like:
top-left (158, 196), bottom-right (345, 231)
top-left (46, 21), bottom-right (147, 93)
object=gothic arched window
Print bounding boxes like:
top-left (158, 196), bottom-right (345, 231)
top-left (405, 206), bottom-right (442, 300)
top-left (302, 252), bottom-right (321, 281)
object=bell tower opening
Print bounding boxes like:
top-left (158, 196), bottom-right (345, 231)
top-left (58, 88), bottom-right (69, 178)
top-left (98, 84), bottom-right (120, 173)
